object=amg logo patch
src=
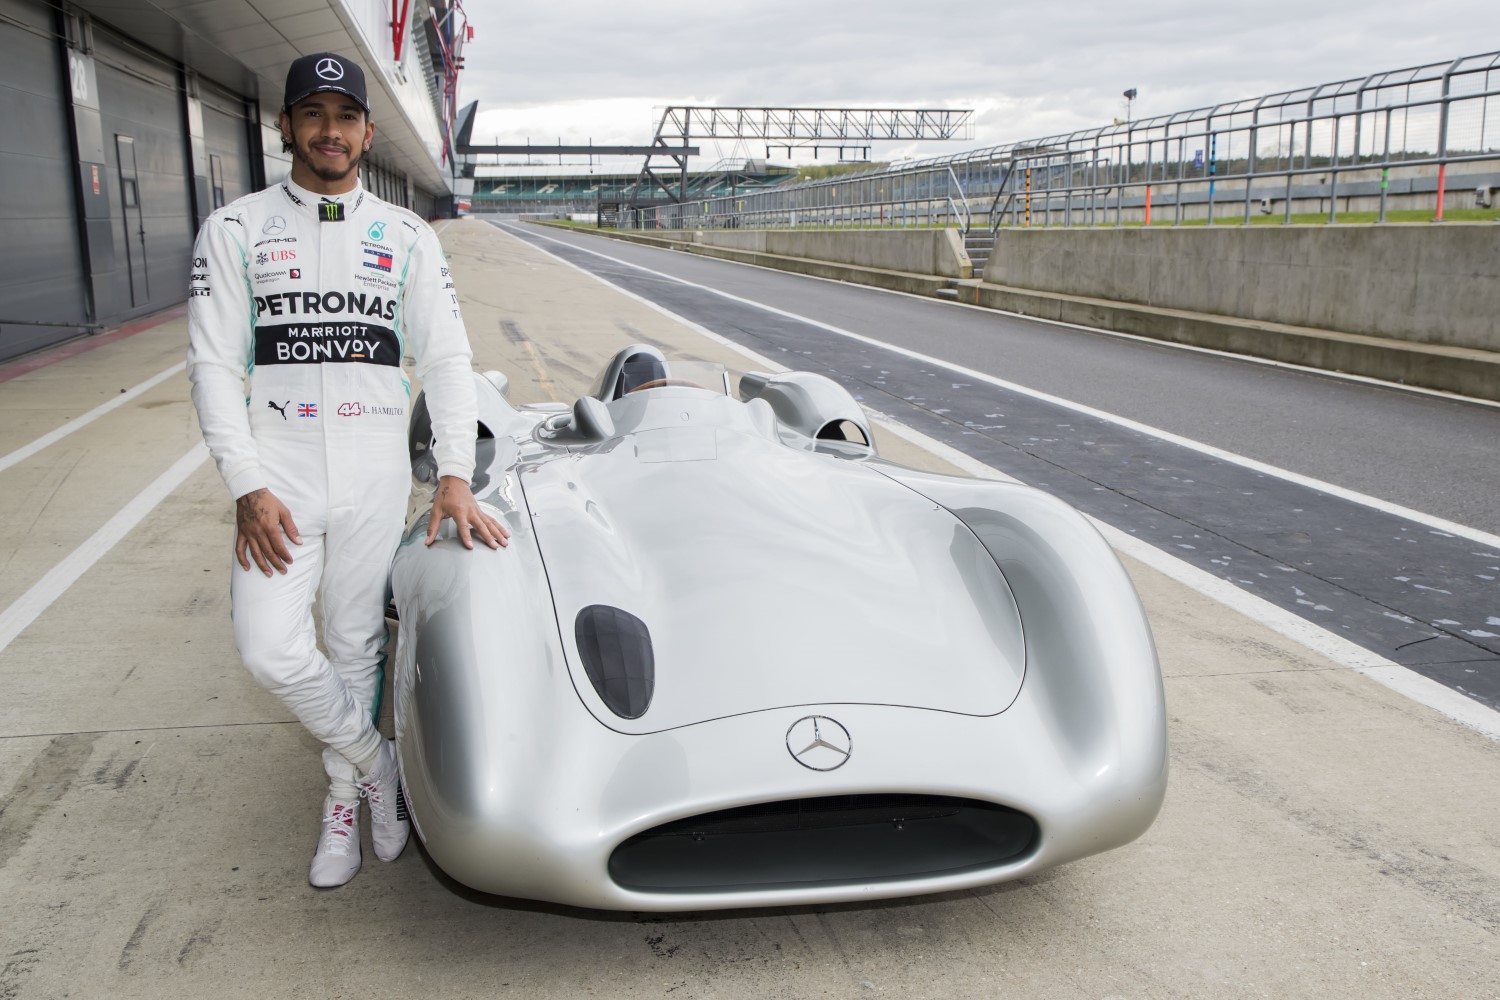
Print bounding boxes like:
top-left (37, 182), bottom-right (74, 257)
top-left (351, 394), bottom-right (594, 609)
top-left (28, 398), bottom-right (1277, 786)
top-left (253, 322), bottom-right (400, 367)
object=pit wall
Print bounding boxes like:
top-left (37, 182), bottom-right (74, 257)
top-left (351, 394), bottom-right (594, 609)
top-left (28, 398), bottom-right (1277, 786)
top-left (986, 163), bottom-right (1500, 227)
top-left (982, 224), bottom-right (1500, 353)
top-left (652, 228), bottom-right (973, 280)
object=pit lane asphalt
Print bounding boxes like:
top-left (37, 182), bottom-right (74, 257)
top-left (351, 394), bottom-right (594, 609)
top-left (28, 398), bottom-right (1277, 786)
top-left (4, 218), bottom-right (1500, 999)
top-left (497, 221), bottom-right (1500, 712)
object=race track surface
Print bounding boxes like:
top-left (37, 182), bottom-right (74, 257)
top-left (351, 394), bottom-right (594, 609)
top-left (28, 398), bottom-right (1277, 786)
top-left (0, 218), bottom-right (1496, 999)
top-left (500, 222), bottom-right (1500, 712)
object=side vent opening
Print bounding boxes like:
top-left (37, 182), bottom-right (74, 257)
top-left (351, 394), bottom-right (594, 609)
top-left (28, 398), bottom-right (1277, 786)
top-left (609, 794), bottom-right (1037, 892)
top-left (574, 605), bottom-right (655, 719)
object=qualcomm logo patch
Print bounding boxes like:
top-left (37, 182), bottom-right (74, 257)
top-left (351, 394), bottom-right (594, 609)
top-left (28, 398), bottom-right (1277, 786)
top-left (315, 57), bottom-right (344, 81)
top-left (785, 716), bottom-right (852, 771)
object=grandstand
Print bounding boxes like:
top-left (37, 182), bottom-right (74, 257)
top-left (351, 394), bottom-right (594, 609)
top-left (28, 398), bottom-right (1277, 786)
top-left (471, 159), bottom-right (797, 216)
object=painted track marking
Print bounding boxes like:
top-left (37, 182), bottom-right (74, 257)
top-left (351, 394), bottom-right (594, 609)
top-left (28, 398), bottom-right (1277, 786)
top-left (0, 443), bottom-right (209, 654)
top-left (507, 224), bottom-right (1500, 551)
top-left (0, 362), bottom-right (187, 475)
top-left (597, 230), bottom-right (1500, 413)
top-left (496, 221), bottom-right (1500, 739)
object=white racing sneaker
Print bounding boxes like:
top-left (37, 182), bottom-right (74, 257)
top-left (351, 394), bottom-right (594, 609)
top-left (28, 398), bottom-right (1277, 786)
top-left (358, 739), bottom-right (410, 862)
top-left (309, 797), bottom-right (361, 888)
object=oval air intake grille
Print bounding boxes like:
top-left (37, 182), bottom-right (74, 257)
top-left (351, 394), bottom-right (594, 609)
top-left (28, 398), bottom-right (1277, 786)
top-left (574, 605), bottom-right (655, 719)
top-left (609, 794), bottom-right (1037, 891)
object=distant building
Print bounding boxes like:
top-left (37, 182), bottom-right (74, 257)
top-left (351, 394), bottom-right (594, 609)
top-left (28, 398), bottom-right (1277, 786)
top-left (470, 161), bottom-right (797, 215)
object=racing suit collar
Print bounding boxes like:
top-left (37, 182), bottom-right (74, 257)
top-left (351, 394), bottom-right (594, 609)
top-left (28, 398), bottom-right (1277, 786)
top-left (281, 175), bottom-right (366, 218)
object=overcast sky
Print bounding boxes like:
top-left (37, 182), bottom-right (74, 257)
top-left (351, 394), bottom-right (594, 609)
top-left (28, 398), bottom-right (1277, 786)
top-left (459, 2), bottom-right (1496, 166)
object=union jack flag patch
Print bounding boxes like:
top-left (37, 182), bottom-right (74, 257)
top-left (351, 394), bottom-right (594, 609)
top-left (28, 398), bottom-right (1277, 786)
top-left (298, 403), bottom-right (317, 418)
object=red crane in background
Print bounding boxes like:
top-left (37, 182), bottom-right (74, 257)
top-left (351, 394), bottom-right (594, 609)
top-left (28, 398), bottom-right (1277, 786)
top-left (392, 0), bottom-right (473, 166)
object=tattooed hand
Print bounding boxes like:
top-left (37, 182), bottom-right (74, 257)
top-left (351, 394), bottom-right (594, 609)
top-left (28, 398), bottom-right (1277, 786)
top-left (426, 475), bottom-right (510, 550)
top-left (235, 487), bottom-right (302, 575)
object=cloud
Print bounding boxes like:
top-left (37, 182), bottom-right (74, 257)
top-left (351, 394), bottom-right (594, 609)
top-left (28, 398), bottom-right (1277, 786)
top-left (459, 0), bottom-right (1498, 162)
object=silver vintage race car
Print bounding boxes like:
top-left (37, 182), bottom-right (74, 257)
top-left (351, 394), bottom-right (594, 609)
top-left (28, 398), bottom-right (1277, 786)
top-left (390, 345), bottom-right (1167, 911)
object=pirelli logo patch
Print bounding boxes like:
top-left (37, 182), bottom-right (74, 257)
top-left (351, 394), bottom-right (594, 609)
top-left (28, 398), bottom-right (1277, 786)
top-left (253, 322), bottom-right (400, 367)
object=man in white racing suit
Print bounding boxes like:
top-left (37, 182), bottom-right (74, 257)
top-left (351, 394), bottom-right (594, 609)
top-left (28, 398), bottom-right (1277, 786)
top-left (186, 52), bottom-right (508, 888)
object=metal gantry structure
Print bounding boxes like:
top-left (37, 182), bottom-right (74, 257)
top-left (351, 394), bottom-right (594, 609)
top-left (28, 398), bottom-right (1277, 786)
top-left (629, 106), bottom-right (974, 213)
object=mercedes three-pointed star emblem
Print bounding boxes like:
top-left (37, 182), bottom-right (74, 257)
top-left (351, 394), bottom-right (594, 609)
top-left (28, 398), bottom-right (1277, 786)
top-left (786, 715), bottom-right (852, 771)
top-left (315, 57), bottom-right (344, 81)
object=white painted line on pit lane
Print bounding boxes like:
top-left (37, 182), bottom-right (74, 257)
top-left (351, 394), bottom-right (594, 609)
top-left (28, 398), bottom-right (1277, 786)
top-left (0, 362), bottom-right (187, 475)
top-left (488, 227), bottom-right (960, 467)
top-left (941, 299), bottom-right (1500, 411)
top-left (507, 223), bottom-right (1500, 551)
top-left (534, 225), bottom-right (1500, 413)
top-left (864, 414), bottom-right (1500, 742)
top-left (497, 221), bottom-right (1500, 741)
top-left (0, 442), bottom-right (209, 655)
top-left (860, 276), bottom-right (1500, 411)
top-left (490, 222), bottom-right (791, 372)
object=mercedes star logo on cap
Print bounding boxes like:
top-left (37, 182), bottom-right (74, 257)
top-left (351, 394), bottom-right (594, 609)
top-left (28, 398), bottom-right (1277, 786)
top-left (284, 52), bottom-right (369, 113)
top-left (786, 716), bottom-right (852, 771)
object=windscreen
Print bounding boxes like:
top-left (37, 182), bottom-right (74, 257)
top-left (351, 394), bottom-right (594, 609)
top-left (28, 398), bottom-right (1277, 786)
top-left (617, 359), bottom-right (731, 397)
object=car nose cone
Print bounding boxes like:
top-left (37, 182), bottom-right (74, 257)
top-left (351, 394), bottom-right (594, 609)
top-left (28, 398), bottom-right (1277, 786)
top-left (786, 715), bottom-right (852, 770)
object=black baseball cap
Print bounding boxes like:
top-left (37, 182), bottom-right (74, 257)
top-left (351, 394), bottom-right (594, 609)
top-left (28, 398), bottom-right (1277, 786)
top-left (283, 52), bottom-right (370, 113)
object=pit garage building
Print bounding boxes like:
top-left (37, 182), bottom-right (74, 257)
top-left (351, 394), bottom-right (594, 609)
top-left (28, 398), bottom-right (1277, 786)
top-left (0, 0), bottom-right (471, 361)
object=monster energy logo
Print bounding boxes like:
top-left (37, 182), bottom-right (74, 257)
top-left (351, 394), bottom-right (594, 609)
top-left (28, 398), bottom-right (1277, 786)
top-left (319, 201), bottom-right (345, 222)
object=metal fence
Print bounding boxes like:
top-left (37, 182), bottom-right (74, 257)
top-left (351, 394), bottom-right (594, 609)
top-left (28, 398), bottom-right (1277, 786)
top-left (635, 162), bottom-right (972, 231)
top-left (627, 51), bottom-right (1500, 233)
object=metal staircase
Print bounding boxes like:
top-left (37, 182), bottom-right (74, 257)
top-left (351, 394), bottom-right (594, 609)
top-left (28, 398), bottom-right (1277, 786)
top-left (963, 230), bottom-right (994, 275)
